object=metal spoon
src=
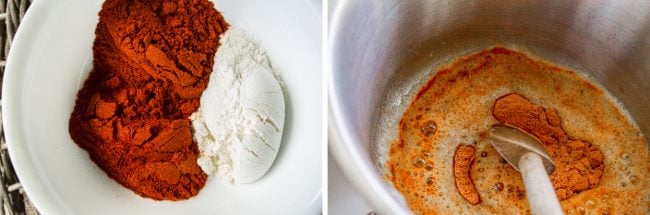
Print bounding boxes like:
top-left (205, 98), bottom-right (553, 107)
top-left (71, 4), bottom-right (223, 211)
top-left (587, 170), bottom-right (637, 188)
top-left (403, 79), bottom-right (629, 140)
top-left (488, 124), bottom-right (563, 215)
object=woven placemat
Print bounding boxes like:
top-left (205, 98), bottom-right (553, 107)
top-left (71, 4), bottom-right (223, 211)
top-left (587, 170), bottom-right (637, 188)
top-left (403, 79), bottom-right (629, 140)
top-left (0, 0), bottom-right (35, 214)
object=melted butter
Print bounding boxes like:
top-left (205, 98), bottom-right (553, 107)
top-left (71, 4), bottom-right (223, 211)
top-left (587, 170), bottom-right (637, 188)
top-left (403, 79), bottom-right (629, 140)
top-left (385, 47), bottom-right (650, 214)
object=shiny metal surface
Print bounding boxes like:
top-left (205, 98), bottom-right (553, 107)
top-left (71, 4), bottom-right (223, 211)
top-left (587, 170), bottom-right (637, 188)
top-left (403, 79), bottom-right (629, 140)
top-left (329, 0), bottom-right (650, 214)
top-left (489, 124), bottom-right (555, 174)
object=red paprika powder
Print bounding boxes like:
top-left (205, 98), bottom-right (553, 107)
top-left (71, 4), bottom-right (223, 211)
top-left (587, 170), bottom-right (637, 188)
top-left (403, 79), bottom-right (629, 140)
top-left (69, 0), bottom-right (228, 200)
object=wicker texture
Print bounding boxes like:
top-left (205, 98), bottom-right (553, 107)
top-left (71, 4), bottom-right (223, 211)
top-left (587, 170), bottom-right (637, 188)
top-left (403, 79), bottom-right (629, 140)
top-left (0, 0), bottom-right (35, 214)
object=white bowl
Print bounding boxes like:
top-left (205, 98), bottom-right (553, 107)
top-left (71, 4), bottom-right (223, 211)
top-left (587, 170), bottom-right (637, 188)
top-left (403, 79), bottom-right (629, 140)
top-left (2, 0), bottom-right (322, 214)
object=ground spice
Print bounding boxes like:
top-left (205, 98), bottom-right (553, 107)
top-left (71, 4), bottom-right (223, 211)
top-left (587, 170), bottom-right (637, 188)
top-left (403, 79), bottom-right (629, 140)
top-left (453, 145), bottom-right (481, 205)
top-left (493, 93), bottom-right (604, 200)
top-left (68, 0), bottom-right (228, 200)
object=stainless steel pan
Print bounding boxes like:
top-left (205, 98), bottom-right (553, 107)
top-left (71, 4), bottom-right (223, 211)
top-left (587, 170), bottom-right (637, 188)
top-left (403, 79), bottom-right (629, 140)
top-left (329, 0), bottom-right (650, 213)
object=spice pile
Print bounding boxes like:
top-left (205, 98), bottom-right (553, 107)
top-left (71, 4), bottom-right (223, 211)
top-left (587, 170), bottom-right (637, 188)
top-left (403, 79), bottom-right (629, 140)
top-left (493, 93), bottom-right (604, 200)
top-left (69, 0), bottom-right (228, 200)
top-left (453, 145), bottom-right (480, 205)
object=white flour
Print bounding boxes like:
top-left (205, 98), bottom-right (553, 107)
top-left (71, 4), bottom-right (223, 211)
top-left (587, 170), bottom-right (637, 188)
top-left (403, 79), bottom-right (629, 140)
top-left (190, 28), bottom-right (285, 184)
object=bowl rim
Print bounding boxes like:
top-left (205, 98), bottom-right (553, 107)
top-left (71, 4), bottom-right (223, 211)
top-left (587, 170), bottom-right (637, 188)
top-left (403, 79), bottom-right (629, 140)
top-left (2, 0), bottom-right (70, 214)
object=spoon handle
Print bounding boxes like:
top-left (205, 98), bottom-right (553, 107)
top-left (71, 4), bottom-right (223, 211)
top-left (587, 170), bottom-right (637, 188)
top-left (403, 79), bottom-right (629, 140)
top-left (518, 153), bottom-right (564, 215)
